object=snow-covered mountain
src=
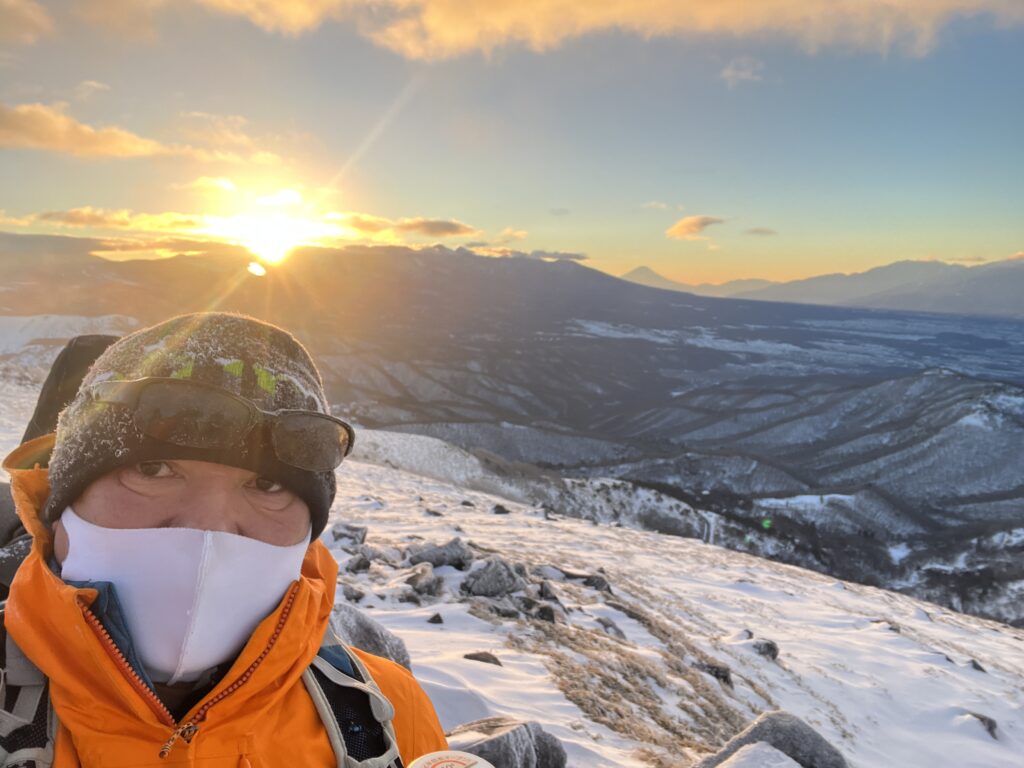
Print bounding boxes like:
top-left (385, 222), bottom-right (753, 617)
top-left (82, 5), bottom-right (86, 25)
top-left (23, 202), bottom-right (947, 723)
top-left (0, 383), bottom-right (1020, 768)
top-left (2, 239), bottom-right (1023, 626)
top-left (620, 266), bottom-right (776, 297)
top-left (620, 259), bottom-right (1024, 319)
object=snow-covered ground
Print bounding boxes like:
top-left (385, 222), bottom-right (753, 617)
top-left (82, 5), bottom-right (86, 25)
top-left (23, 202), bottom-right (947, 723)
top-left (322, 458), bottom-right (1024, 767)
top-left (1, 381), bottom-right (1022, 767)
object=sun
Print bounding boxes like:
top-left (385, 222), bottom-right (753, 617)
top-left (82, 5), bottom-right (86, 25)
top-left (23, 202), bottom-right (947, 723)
top-left (236, 213), bottom-right (316, 264)
top-left (202, 202), bottom-right (340, 264)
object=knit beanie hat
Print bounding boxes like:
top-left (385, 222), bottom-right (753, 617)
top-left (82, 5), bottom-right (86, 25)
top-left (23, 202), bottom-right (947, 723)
top-left (45, 312), bottom-right (339, 539)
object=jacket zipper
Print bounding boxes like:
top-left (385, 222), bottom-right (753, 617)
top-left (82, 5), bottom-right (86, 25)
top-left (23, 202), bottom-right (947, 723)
top-left (158, 584), bottom-right (299, 758)
top-left (80, 583), bottom-right (299, 759)
top-left (81, 605), bottom-right (176, 728)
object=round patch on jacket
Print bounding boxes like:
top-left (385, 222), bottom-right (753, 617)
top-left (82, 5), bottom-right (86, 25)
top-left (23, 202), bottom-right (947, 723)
top-left (408, 751), bottom-right (496, 768)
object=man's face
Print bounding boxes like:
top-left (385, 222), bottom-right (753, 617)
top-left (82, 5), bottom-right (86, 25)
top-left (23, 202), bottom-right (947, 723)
top-left (52, 459), bottom-right (311, 562)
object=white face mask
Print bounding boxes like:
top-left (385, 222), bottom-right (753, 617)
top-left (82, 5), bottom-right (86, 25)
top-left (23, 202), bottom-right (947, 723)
top-left (59, 506), bottom-right (310, 685)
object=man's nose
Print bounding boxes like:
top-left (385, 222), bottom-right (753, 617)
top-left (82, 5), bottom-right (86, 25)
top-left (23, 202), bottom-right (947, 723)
top-left (168, 478), bottom-right (247, 535)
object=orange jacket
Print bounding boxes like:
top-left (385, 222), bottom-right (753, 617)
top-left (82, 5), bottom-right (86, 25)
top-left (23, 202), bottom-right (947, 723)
top-left (2, 435), bottom-right (448, 767)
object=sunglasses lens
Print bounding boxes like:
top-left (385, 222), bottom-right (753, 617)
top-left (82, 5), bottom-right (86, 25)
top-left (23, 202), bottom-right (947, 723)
top-left (272, 413), bottom-right (350, 471)
top-left (135, 382), bottom-right (251, 448)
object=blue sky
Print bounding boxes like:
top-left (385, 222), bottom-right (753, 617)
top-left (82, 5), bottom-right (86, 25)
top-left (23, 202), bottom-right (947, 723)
top-left (1, 1), bottom-right (1022, 283)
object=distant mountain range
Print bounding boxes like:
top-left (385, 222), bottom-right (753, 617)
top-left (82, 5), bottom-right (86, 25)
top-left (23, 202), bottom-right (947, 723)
top-left (621, 258), bottom-right (1024, 318)
top-left (3, 230), bottom-right (1024, 624)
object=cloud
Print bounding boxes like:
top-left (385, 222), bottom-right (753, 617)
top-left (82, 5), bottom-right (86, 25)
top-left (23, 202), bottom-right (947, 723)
top-left (395, 217), bottom-right (479, 237)
top-left (745, 227), bottom-right (778, 236)
top-left (549, 207), bottom-right (570, 216)
top-left (0, 0), bottom-right (53, 44)
top-left (498, 226), bottom-right (528, 242)
top-left (178, 111), bottom-right (282, 164)
top-left (0, 101), bottom-right (197, 158)
top-left (1010, 251), bottom-right (1024, 261)
top-left (71, 1), bottom-right (1024, 60)
top-left (666, 215), bottom-right (725, 241)
top-left (642, 201), bottom-right (669, 210)
top-left (471, 245), bottom-right (587, 261)
top-left (721, 56), bottom-right (764, 88)
top-left (76, 0), bottom-right (167, 39)
top-left (74, 80), bottom-right (111, 101)
top-left (35, 206), bottom-right (200, 232)
top-left (0, 101), bottom-right (282, 162)
top-left (0, 208), bottom-right (33, 227)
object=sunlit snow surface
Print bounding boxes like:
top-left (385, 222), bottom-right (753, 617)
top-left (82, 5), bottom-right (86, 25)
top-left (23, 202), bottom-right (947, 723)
top-left (1, 383), bottom-right (1022, 767)
top-left (325, 458), bottom-right (1024, 768)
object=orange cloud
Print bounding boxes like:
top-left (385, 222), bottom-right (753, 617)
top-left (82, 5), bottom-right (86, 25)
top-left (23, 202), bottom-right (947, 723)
top-left (74, 1), bottom-right (1024, 59)
top-left (0, 101), bottom-right (176, 157)
top-left (666, 215), bottom-right (725, 241)
top-left (36, 207), bottom-right (200, 232)
top-left (0, 0), bottom-right (53, 44)
top-left (0, 101), bottom-right (282, 162)
top-left (394, 217), bottom-right (479, 237)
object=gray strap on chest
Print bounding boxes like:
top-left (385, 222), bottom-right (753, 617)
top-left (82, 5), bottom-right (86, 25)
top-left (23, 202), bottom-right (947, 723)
top-left (302, 644), bottom-right (403, 768)
top-left (0, 628), bottom-right (56, 767)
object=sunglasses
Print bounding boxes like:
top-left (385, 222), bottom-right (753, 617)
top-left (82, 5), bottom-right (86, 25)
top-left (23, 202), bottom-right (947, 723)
top-left (88, 377), bottom-right (354, 472)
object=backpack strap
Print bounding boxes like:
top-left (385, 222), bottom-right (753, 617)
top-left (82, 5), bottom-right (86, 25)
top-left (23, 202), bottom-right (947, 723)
top-left (303, 635), bottom-right (405, 768)
top-left (0, 609), bottom-right (56, 768)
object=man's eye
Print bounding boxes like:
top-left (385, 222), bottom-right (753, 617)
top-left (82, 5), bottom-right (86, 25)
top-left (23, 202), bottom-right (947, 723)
top-left (253, 477), bottom-right (285, 493)
top-left (136, 461), bottom-right (173, 478)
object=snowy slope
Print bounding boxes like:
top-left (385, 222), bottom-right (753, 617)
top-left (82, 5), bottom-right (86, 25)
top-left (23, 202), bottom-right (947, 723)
top-left (1, 383), bottom-right (1022, 768)
top-left (321, 458), bottom-right (1024, 768)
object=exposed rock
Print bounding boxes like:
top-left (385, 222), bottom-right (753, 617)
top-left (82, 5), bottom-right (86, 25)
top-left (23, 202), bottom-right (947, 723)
top-left (329, 604), bottom-right (411, 670)
top-left (487, 598), bottom-right (522, 619)
top-left (408, 537), bottom-right (475, 571)
top-left (754, 639), bottom-right (780, 661)
top-left (427, 613), bottom-right (444, 624)
top-left (464, 651), bottom-right (503, 666)
top-left (538, 580), bottom-right (562, 603)
top-left (694, 711), bottom-right (849, 768)
top-left (583, 573), bottom-right (613, 594)
top-left (967, 711), bottom-right (998, 739)
top-left (424, 508), bottom-right (444, 517)
top-left (694, 660), bottom-right (733, 687)
top-left (397, 589), bottom-right (421, 605)
top-left (738, 629), bottom-right (754, 640)
top-left (345, 553), bottom-right (370, 573)
top-left (462, 556), bottom-right (528, 598)
top-left (341, 583), bottom-right (365, 603)
top-left (715, 743), bottom-right (801, 767)
top-left (359, 543), bottom-right (402, 565)
top-left (596, 616), bottom-right (626, 640)
top-left (534, 604), bottom-right (560, 623)
top-left (460, 500), bottom-right (475, 507)
top-left (447, 717), bottom-right (567, 768)
top-left (328, 522), bottom-right (367, 545)
top-left (970, 659), bottom-right (987, 673)
top-left (492, 503), bottom-right (512, 515)
top-left (405, 562), bottom-right (445, 597)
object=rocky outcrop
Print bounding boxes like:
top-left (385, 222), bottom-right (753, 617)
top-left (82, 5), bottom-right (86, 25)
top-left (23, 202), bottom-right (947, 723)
top-left (694, 711), bottom-right (848, 768)
top-left (329, 604), bottom-right (412, 670)
top-left (408, 537), bottom-right (475, 570)
top-left (447, 717), bottom-right (567, 768)
top-left (461, 557), bottom-right (527, 598)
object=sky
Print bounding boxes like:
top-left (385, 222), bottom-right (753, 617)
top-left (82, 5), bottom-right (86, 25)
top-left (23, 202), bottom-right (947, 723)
top-left (1, 1), bottom-right (1023, 285)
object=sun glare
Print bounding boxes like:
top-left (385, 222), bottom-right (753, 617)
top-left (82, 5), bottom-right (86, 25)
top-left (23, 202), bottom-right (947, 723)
top-left (201, 187), bottom-right (343, 264)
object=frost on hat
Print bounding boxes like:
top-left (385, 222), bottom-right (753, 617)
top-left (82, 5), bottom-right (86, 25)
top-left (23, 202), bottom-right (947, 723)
top-left (45, 312), bottom-right (337, 538)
